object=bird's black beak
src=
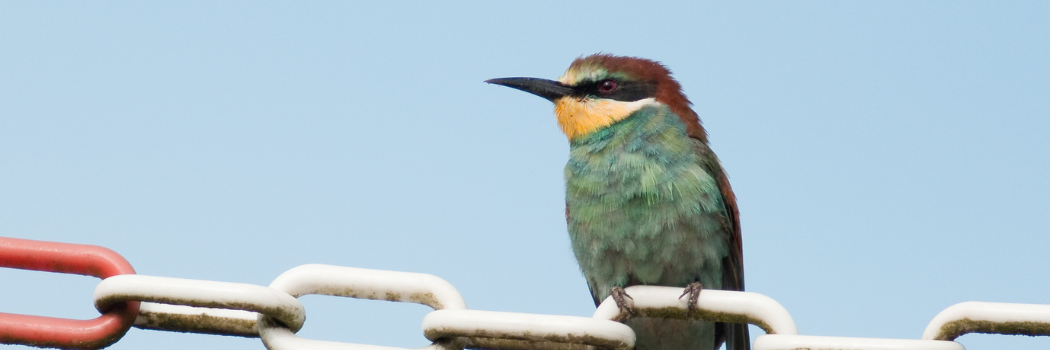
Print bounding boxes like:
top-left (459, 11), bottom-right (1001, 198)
top-left (485, 77), bottom-right (574, 102)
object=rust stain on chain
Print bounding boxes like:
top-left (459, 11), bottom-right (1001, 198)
top-left (425, 327), bottom-right (631, 350)
top-left (136, 311), bottom-right (259, 337)
top-left (96, 294), bottom-right (304, 332)
top-left (306, 286), bottom-right (446, 309)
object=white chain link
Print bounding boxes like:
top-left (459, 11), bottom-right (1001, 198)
top-left (591, 286), bottom-right (797, 335)
top-left (423, 309), bottom-right (635, 350)
top-left (260, 264), bottom-right (466, 350)
top-left (84, 264), bottom-right (1050, 350)
top-left (923, 301), bottom-right (1050, 340)
top-left (753, 335), bottom-right (964, 350)
top-left (94, 274), bottom-right (305, 333)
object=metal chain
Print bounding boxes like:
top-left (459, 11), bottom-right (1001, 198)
top-left (3, 236), bottom-right (1050, 350)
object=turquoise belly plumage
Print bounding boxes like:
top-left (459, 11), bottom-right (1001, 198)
top-left (566, 104), bottom-right (730, 350)
top-left (566, 103), bottom-right (729, 302)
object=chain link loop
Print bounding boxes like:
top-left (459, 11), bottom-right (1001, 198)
top-left (0, 237), bottom-right (139, 349)
top-left (260, 264), bottom-right (467, 350)
top-left (94, 274), bottom-right (306, 334)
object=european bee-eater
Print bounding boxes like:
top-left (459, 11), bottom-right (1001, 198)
top-left (487, 54), bottom-right (748, 350)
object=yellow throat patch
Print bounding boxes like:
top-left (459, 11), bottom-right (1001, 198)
top-left (554, 97), bottom-right (656, 140)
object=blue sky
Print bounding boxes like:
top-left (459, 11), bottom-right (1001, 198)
top-left (1, 2), bottom-right (1048, 349)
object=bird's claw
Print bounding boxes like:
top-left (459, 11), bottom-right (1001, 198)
top-left (679, 282), bottom-right (703, 317)
top-left (610, 286), bottom-right (635, 317)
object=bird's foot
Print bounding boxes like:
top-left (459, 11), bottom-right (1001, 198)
top-left (610, 286), bottom-right (635, 317)
top-left (679, 282), bottom-right (703, 317)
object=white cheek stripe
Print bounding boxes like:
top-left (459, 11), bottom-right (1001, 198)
top-left (615, 97), bottom-right (659, 114)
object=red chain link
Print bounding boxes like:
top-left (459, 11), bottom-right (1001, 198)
top-left (0, 237), bottom-right (139, 349)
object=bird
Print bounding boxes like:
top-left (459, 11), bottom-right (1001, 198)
top-left (486, 54), bottom-right (748, 350)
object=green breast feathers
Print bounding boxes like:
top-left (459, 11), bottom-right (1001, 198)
top-left (565, 103), bottom-right (731, 303)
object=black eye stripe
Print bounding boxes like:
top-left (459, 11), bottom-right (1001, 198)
top-left (572, 79), bottom-right (657, 102)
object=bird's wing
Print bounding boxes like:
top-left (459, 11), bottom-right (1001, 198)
top-left (690, 139), bottom-right (744, 291)
top-left (715, 161), bottom-right (744, 292)
top-left (716, 168), bottom-right (750, 350)
top-left (692, 138), bottom-right (750, 350)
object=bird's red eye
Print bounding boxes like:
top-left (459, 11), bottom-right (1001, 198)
top-left (598, 80), bottom-right (617, 93)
